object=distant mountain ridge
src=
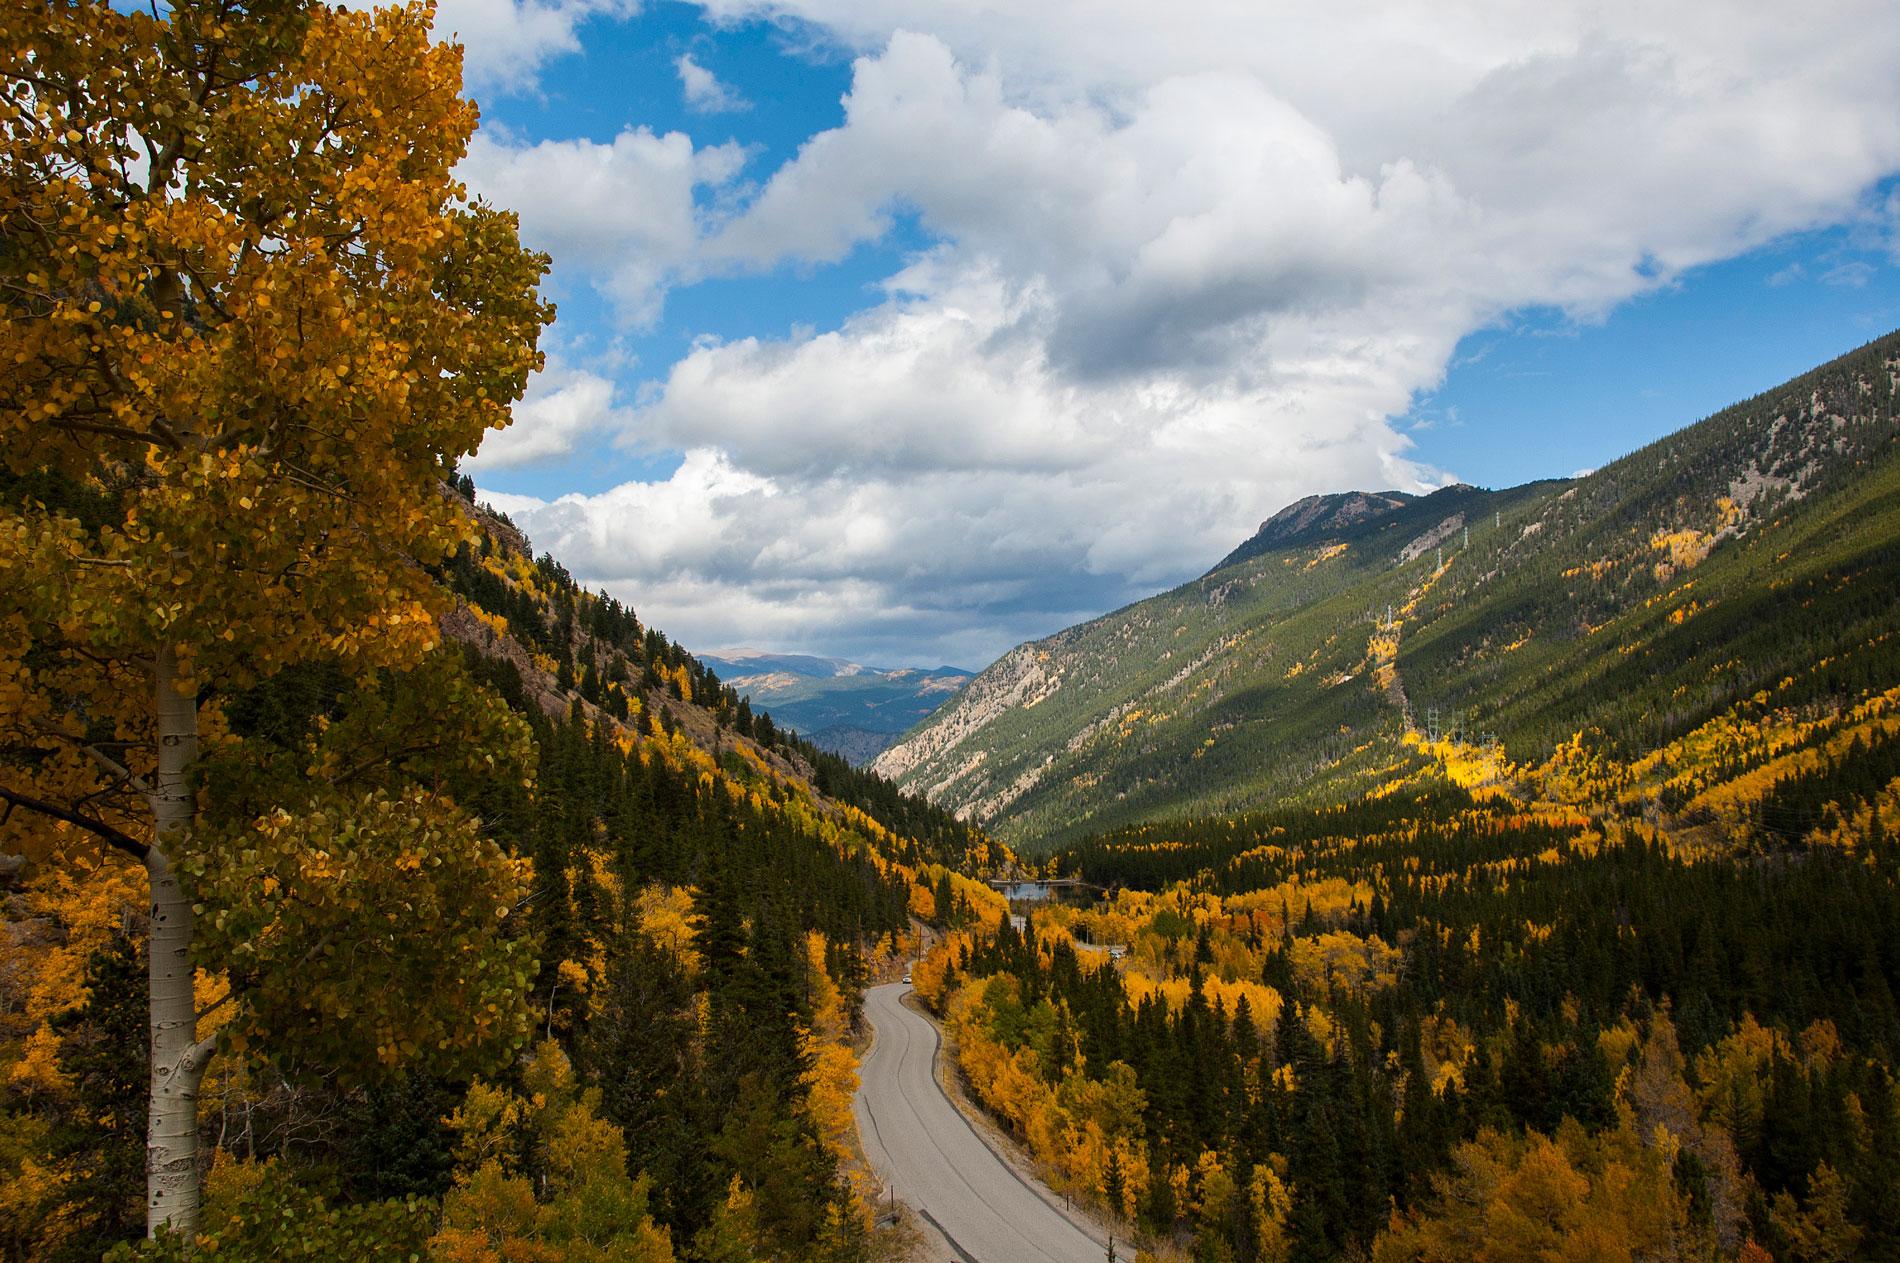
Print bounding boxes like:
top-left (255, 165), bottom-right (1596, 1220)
top-left (875, 329), bottom-right (1900, 848)
top-left (700, 650), bottom-right (972, 765)
top-left (699, 648), bottom-right (866, 678)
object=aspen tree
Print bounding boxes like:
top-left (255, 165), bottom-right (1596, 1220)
top-left (0, 0), bottom-right (551, 1237)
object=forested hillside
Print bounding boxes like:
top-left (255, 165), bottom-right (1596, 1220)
top-left (0, 470), bottom-right (1009, 1262)
top-left (877, 331), bottom-right (1900, 850)
top-left (883, 330), bottom-right (1900, 1260)
top-left (916, 781), bottom-right (1900, 1262)
top-left (893, 328), bottom-right (1900, 1257)
top-left (0, 6), bottom-right (1004, 1260)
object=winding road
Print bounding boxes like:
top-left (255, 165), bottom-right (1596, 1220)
top-left (854, 982), bottom-right (1109, 1263)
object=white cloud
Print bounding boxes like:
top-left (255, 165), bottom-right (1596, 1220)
top-left (499, 263), bottom-right (1444, 663)
top-left (677, 52), bottom-right (751, 113)
top-left (463, 355), bottom-right (633, 471)
top-left (459, 127), bottom-right (745, 326)
top-left (700, 19), bottom-right (1900, 337)
top-left (519, 449), bottom-right (776, 572)
top-left (480, 2), bottom-right (1900, 663)
top-left (408, 0), bottom-right (640, 92)
top-left (476, 489), bottom-right (551, 517)
top-left (1820, 260), bottom-right (1876, 288)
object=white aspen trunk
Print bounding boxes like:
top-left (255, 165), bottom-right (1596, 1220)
top-left (146, 644), bottom-right (215, 1238)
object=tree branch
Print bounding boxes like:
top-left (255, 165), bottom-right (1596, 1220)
top-left (0, 784), bottom-right (148, 861)
top-left (48, 416), bottom-right (182, 450)
top-left (27, 727), bottom-right (155, 797)
top-left (76, 741), bottom-right (153, 794)
top-left (332, 739), bottom-right (447, 787)
top-left (193, 984), bottom-right (239, 1026)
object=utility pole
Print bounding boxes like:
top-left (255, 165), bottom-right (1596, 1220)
top-left (1426, 706), bottom-right (1440, 743)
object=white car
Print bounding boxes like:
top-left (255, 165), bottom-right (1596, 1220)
top-left (902, 969), bottom-right (913, 984)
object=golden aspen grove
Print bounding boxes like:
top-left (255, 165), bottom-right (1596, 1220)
top-left (2, 0), bottom-right (554, 1242)
top-left (6, 3), bottom-right (1900, 1263)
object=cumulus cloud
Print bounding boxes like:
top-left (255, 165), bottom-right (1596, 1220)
top-left (486, 450), bottom-right (1187, 668)
top-left (462, 355), bottom-right (633, 471)
top-left (701, 20), bottom-right (1900, 342)
top-left (484, 1), bottom-right (1900, 663)
top-left (476, 489), bottom-right (552, 518)
top-left (498, 263), bottom-right (1444, 662)
top-left (421, 0), bottom-right (640, 92)
top-left (459, 127), bottom-right (745, 326)
top-left (676, 52), bottom-right (751, 113)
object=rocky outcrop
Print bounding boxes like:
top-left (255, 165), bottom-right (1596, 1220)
top-left (1208, 490), bottom-right (1413, 573)
top-left (1398, 513), bottom-right (1465, 564)
top-left (871, 645), bottom-right (1062, 785)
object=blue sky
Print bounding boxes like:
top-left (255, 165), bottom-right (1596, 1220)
top-left (443, 0), bottom-right (1900, 668)
top-left (1404, 211), bottom-right (1900, 486)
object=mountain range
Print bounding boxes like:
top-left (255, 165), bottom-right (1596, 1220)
top-left (698, 649), bottom-right (971, 765)
top-left (875, 329), bottom-right (1900, 849)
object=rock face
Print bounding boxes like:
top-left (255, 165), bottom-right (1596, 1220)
top-left (1397, 513), bottom-right (1465, 564)
top-left (871, 477), bottom-right (1513, 844)
top-left (871, 645), bottom-right (1062, 785)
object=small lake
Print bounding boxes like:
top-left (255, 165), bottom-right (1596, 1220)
top-left (989, 879), bottom-right (1097, 903)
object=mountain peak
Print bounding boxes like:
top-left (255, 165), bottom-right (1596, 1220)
top-left (1209, 489), bottom-right (1416, 573)
top-left (1257, 489), bottom-right (1417, 540)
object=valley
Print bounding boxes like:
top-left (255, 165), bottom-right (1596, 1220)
top-left (4, 6), bottom-right (1899, 1262)
top-left (865, 331), bottom-right (1900, 1262)
top-left (697, 651), bottom-right (971, 765)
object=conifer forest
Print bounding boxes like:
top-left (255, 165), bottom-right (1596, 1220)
top-left (4, 3), bottom-right (1900, 1262)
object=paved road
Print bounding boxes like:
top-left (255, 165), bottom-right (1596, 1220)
top-left (855, 982), bottom-right (1108, 1263)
